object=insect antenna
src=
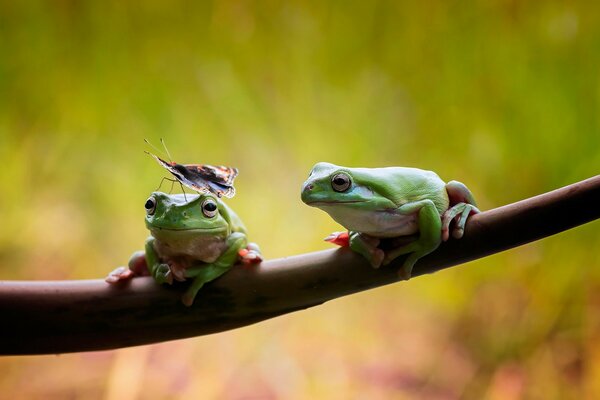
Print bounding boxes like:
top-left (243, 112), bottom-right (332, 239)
top-left (144, 138), bottom-right (189, 201)
top-left (160, 138), bottom-right (174, 163)
top-left (144, 139), bottom-right (170, 160)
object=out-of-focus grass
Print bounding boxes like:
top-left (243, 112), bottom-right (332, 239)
top-left (0, 1), bottom-right (598, 398)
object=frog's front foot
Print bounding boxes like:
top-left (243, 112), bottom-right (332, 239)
top-left (441, 203), bottom-right (480, 241)
top-left (238, 242), bottom-right (263, 265)
top-left (324, 231), bottom-right (350, 247)
top-left (105, 266), bottom-right (135, 283)
top-left (169, 262), bottom-right (188, 282)
top-left (105, 250), bottom-right (148, 283)
top-left (349, 232), bottom-right (385, 268)
top-left (154, 263), bottom-right (173, 285)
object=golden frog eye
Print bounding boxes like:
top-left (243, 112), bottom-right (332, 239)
top-left (145, 196), bottom-right (156, 215)
top-left (331, 173), bottom-right (351, 192)
top-left (202, 198), bottom-right (218, 218)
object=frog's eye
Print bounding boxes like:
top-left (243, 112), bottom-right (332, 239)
top-left (331, 173), bottom-right (351, 192)
top-left (202, 198), bottom-right (218, 218)
top-left (145, 196), bottom-right (157, 215)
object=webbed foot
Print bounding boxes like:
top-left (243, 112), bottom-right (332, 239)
top-left (443, 180), bottom-right (480, 241)
top-left (105, 266), bottom-right (135, 283)
top-left (154, 263), bottom-right (173, 285)
top-left (105, 250), bottom-right (148, 283)
top-left (239, 242), bottom-right (263, 265)
top-left (441, 203), bottom-right (480, 241)
top-left (349, 232), bottom-right (385, 268)
top-left (324, 231), bottom-right (350, 247)
top-left (382, 242), bottom-right (421, 280)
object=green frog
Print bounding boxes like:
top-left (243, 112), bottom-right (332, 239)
top-left (301, 162), bottom-right (479, 279)
top-left (107, 192), bottom-right (261, 306)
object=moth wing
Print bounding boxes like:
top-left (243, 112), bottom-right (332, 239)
top-left (184, 164), bottom-right (239, 186)
top-left (148, 152), bottom-right (213, 193)
top-left (206, 182), bottom-right (236, 198)
top-left (148, 152), bottom-right (180, 176)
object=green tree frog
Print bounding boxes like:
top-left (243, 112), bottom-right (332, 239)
top-left (301, 162), bottom-right (479, 279)
top-left (106, 192), bottom-right (261, 306)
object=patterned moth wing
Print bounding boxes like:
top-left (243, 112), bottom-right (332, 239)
top-left (147, 152), bottom-right (239, 198)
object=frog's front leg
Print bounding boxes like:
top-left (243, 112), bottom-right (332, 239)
top-left (382, 199), bottom-right (442, 280)
top-left (349, 231), bottom-right (385, 268)
top-left (442, 181), bottom-right (480, 241)
top-left (145, 236), bottom-right (173, 285)
top-left (180, 232), bottom-right (247, 306)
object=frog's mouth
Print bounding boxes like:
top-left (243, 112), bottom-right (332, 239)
top-left (149, 227), bottom-right (228, 235)
top-left (305, 200), bottom-right (365, 206)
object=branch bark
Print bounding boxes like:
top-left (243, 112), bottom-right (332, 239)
top-left (1, 175), bottom-right (599, 355)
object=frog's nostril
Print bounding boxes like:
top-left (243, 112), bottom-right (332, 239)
top-left (305, 184), bottom-right (314, 191)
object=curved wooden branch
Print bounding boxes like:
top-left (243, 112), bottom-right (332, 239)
top-left (1, 175), bottom-right (599, 355)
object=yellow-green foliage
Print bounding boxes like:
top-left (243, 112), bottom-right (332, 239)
top-left (0, 1), bottom-right (598, 398)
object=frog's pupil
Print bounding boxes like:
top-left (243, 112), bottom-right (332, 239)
top-left (204, 202), bottom-right (217, 211)
top-left (145, 199), bottom-right (154, 210)
top-left (334, 177), bottom-right (346, 185)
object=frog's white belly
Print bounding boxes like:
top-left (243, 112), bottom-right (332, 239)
top-left (324, 207), bottom-right (419, 238)
top-left (152, 230), bottom-right (228, 264)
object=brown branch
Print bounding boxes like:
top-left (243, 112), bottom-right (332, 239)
top-left (1, 175), bottom-right (599, 355)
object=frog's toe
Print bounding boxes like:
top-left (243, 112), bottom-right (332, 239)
top-left (441, 227), bottom-right (450, 242)
top-left (128, 251), bottom-right (149, 276)
top-left (170, 266), bottom-right (187, 282)
top-left (247, 242), bottom-right (261, 252)
top-left (105, 266), bottom-right (134, 283)
top-left (155, 264), bottom-right (173, 285)
top-left (397, 254), bottom-right (419, 280)
top-left (181, 293), bottom-right (194, 307)
top-left (369, 248), bottom-right (385, 269)
top-left (239, 248), bottom-right (263, 265)
top-left (452, 227), bottom-right (464, 239)
top-left (398, 266), bottom-right (412, 281)
top-left (361, 234), bottom-right (380, 248)
top-left (324, 231), bottom-right (350, 247)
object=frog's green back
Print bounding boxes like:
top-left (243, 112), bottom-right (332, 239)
top-left (350, 166), bottom-right (450, 214)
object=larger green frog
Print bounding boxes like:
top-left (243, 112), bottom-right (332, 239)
top-left (107, 192), bottom-right (261, 306)
top-left (301, 162), bottom-right (479, 279)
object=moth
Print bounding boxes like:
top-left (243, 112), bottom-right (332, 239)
top-left (145, 139), bottom-right (238, 198)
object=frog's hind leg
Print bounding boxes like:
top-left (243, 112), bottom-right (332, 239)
top-left (382, 199), bottom-right (442, 280)
top-left (181, 232), bottom-right (247, 306)
top-left (442, 181), bottom-right (480, 241)
top-left (182, 264), bottom-right (231, 306)
top-left (349, 232), bottom-right (384, 268)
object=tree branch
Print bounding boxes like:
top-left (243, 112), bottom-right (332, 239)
top-left (1, 175), bottom-right (599, 355)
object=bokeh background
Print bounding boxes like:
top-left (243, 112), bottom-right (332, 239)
top-left (0, 1), bottom-right (599, 398)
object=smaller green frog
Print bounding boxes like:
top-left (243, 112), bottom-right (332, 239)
top-left (107, 192), bottom-right (261, 306)
top-left (301, 162), bottom-right (479, 279)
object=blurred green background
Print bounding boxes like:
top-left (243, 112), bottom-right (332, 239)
top-left (0, 0), bottom-right (599, 398)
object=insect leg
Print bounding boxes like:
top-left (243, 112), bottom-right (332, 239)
top-left (155, 176), bottom-right (178, 192)
top-left (179, 182), bottom-right (188, 201)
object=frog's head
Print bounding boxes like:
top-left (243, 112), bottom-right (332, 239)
top-left (144, 192), bottom-right (230, 241)
top-left (301, 162), bottom-right (401, 232)
top-left (301, 162), bottom-right (379, 208)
